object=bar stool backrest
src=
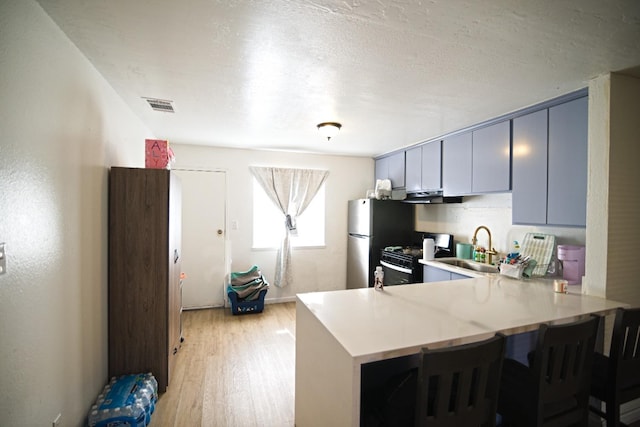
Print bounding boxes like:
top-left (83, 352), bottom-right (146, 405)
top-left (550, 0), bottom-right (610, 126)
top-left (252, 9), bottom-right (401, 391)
top-left (609, 307), bottom-right (640, 396)
top-left (530, 315), bottom-right (599, 426)
top-left (415, 334), bottom-right (506, 427)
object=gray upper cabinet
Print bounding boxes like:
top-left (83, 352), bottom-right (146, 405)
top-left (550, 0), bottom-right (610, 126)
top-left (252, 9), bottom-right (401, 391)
top-left (421, 141), bottom-right (442, 191)
top-left (512, 109), bottom-right (548, 224)
top-left (405, 141), bottom-right (442, 193)
top-left (405, 146), bottom-right (422, 192)
top-left (374, 156), bottom-right (388, 183)
top-left (443, 131), bottom-right (472, 196)
top-left (387, 151), bottom-right (405, 189)
top-left (374, 90), bottom-right (586, 216)
top-left (471, 121), bottom-right (511, 193)
top-left (375, 151), bottom-right (405, 189)
top-left (547, 97), bottom-right (588, 226)
top-left (443, 121), bottom-right (510, 196)
top-left (512, 96), bottom-right (587, 227)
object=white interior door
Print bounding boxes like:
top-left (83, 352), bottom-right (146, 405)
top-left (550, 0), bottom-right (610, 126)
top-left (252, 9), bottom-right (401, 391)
top-left (174, 169), bottom-right (227, 308)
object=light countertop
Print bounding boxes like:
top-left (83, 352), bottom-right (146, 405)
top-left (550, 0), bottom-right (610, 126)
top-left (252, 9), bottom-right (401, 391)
top-left (296, 275), bottom-right (625, 363)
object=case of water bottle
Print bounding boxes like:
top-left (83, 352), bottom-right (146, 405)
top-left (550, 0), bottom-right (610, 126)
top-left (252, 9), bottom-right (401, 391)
top-left (87, 373), bottom-right (158, 427)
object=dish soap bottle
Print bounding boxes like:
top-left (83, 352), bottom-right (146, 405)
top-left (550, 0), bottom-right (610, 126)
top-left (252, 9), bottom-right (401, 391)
top-left (374, 266), bottom-right (384, 291)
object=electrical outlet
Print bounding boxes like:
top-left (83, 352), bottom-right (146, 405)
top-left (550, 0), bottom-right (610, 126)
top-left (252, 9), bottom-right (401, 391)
top-left (52, 413), bottom-right (61, 427)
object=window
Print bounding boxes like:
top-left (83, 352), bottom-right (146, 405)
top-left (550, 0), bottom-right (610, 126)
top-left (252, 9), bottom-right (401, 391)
top-left (252, 178), bottom-right (325, 249)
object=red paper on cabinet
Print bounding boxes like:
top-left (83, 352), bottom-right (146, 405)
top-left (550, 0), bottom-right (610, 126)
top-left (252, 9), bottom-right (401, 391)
top-left (145, 139), bottom-right (170, 169)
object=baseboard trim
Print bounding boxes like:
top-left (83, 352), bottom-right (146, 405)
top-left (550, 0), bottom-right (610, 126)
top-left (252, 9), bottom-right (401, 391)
top-left (265, 296), bottom-right (297, 304)
top-left (212, 295), bottom-right (296, 309)
top-left (183, 305), bottom-right (218, 310)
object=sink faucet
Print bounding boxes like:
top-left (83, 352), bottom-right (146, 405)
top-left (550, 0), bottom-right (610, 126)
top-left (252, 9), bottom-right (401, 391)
top-left (472, 225), bottom-right (497, 264)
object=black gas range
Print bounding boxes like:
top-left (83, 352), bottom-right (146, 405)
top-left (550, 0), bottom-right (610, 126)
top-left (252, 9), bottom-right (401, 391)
top-left (379, 232), bottom-right (454, 286)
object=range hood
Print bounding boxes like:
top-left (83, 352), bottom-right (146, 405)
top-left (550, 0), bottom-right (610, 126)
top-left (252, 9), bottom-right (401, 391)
top-left (401, 191), bottom-right (463, 204)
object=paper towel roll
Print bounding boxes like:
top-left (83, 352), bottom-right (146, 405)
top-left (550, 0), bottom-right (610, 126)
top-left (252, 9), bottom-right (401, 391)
top-left (423, 238), bottom-right (435, 261)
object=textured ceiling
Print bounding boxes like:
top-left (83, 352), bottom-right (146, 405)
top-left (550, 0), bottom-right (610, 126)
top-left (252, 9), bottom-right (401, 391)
top-left (36, 0), bottom-right (640, 157)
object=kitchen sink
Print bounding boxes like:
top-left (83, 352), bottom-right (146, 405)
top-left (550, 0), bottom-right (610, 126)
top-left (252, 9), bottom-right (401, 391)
top-left (436, 258), bottom-right (499, 274)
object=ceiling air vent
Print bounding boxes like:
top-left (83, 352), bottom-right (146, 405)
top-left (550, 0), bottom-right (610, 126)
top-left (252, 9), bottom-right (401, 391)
top-left (143, 97), bottom-right (175, 113)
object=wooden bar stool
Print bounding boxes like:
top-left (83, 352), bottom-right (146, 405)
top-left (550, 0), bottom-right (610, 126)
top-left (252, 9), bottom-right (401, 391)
top-left (589, 307), bottom-right (640, 427)
top-left (497, 315), bottom-right (599, 427)
top-left (415, 334), bottom-right (506, 427)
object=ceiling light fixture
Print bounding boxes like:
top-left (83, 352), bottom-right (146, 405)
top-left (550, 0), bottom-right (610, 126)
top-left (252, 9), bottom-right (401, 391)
top-left (317, 122), bottom-right (342, 141)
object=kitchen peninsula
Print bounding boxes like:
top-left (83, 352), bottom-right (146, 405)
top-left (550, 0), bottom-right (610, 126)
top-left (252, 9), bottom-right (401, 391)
top-left (295, 276), bottom-right (626, 427)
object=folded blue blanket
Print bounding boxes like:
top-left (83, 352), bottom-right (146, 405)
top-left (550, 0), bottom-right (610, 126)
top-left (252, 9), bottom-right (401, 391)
top-left (229, 265), bottom-right (262, 286)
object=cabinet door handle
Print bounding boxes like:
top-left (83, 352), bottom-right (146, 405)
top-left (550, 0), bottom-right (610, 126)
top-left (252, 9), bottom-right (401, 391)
top-left (217, 229), bottom-right (223, 235)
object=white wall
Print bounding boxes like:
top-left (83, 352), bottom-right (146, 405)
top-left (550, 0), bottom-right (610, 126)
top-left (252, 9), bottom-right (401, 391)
top-left (416, 193), bottom-right (586, 260)
top-left (0, 1), bottom-right (148, 425)
top-left (171, 144), bottom-right (373, 301)
top-left (585, 71), bottom-right (640, 423)
top-left (606, 73), bottom-right (640, 307)
top-left (585, 72), bottom-right (640, 307)
top-left (585, 74), bottom-right (611, 299)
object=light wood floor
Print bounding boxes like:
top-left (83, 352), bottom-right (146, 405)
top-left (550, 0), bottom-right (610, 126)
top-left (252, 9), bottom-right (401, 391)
top-left (153, 302), bottom-right (296, 427)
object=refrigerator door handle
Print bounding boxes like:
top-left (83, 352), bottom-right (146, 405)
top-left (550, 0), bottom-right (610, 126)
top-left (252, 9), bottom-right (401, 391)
top-left (349, 233), bottom-right (368, 238)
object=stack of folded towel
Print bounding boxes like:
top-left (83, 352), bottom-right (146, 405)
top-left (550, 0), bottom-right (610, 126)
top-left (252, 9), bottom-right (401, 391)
top-left (227, 265), bottom-right (269, 301)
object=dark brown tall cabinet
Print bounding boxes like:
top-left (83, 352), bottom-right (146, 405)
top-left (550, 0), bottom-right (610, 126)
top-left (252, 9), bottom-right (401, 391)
top-left (108, 167), bottom-right (182, 392)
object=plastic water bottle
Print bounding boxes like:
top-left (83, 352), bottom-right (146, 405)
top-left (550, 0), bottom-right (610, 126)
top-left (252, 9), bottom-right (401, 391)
top-left (374, 266), bottom-right (384, 290)
top-left (139, 373), bottom-right (158, 413)
top-left (88, 374), bottom-right (149, 427)
top-left (134, 388), bottom-right (152, 425)
top-left (88, 404), bottom-right (145, 427)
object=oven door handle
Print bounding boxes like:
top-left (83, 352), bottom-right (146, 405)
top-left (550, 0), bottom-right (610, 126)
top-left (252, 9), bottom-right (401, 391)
top-left (380, 260), bottom-right (413, 274)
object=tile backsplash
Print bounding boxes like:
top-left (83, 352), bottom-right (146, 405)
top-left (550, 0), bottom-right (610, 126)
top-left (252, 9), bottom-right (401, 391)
top-left (415, 193), bottom-right (586, 259)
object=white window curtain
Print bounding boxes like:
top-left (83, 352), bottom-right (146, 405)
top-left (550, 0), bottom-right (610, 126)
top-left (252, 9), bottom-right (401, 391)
top-left (249, 166), bottom-right (329, 287)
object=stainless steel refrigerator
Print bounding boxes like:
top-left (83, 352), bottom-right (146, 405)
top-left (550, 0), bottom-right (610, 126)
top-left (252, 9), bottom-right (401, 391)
top-left (346, 199), bottom-right (414, 289)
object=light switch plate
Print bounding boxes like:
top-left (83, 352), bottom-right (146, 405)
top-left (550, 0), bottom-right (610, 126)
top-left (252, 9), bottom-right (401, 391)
top-left (0, 242), bottom-right (6, 274)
